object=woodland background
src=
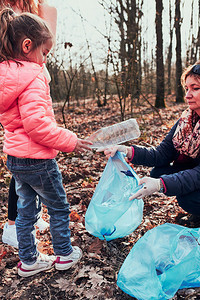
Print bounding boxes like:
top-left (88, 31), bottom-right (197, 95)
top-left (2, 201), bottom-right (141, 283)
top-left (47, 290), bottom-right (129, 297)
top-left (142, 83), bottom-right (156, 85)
top-left (1, 0), bottom-right (200, 299)
top-left (46, 0), bottom-right (200, 122)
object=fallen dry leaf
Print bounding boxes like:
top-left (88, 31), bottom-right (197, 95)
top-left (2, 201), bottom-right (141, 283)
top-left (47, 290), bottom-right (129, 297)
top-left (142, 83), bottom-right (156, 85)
top-left (88, 237), bottom-right (104, 254)
top-left (70, 210), bottom-right (81, 222)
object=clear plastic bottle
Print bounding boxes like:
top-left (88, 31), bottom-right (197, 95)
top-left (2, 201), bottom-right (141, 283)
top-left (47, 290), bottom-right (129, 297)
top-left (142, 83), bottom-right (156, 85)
top-left (87, 118), bottom-right (140, 149)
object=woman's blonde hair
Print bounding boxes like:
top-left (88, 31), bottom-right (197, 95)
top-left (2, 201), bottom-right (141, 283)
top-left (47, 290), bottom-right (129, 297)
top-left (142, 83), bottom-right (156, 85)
top-left (0, 0), bottom-right (37, 13)
top-left (181, 60), bottom-right (200, 88)
top-left (0, 8), bottom-right (53, 62)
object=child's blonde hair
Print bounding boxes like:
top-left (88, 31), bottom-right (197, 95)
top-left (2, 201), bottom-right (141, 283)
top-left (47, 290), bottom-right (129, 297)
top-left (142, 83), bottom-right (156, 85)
top-left (0, 8), bottom-right (53, 62)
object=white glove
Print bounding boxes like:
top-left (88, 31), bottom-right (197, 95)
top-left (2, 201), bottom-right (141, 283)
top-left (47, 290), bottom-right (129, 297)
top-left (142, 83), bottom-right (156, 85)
top-left (97, 145), bottom-right (128, 158)
top-left (129, 177), bottom-right (161, 200)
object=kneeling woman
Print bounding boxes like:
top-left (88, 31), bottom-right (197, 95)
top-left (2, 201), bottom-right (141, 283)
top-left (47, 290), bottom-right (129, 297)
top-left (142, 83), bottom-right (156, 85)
top-left (103, 62), bottom-right (200, 226)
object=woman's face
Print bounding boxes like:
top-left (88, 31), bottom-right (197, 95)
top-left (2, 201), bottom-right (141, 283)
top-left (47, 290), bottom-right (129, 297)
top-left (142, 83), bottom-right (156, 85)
top-left (185, 75), bottom-right (200, 116)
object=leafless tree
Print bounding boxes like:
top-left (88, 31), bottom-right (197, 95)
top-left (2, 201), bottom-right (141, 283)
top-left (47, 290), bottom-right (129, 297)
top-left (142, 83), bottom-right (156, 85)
top-left (175, 0), bottom-right (184, 103)
top-left (155, 0), bottom-right (165, 108)
top-left (167, 0), bottom-right (174, 95)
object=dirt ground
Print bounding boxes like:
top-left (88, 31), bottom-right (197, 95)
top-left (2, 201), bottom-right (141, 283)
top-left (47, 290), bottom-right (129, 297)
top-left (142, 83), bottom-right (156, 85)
top-left (1, 97), bottom-right (200, 300)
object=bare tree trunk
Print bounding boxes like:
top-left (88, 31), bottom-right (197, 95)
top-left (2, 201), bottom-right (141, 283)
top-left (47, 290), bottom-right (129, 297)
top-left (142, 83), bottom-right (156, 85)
top-left (194, 0), bottom-right (200, 62)
top-left (175, 0), bottom-right (184, 103)
top-left (115, 0), bottom-right (142, 118)
top-left (126, 0), bottom-right (137, 96)
top-left (103, 13), bottom-right (112, 106)
top-left (61, 69), bottom-right (74, 127)
top-left (103, 48), bottom-right (109, 106)
top-left (155, 0), bottom-right (165, 108)
top-left (116, 0), bottom-right (126, 99)
top-left (167, 0), bottom-right (173, 95)
top-left (110, 52), bottom-right (124, 120)
top-left (185, 0), bottom-right (195, 65)
top-left (151, 50), bottom-right (154, 94)
top-left (127, 0), bottom-right (141, 99)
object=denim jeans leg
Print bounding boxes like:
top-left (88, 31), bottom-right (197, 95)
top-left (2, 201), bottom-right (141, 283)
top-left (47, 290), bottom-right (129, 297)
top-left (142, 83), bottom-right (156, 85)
top-left (14, 177), bottom-right (40, 264)
top-left (7, 156), bottom-right (72, 259)
top-left (36, 160), bottom-right (72, 256)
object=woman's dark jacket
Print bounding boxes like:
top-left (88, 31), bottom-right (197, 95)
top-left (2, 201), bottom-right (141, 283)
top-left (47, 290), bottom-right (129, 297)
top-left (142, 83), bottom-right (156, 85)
top-left (131, 121), bottom-right (200, 197)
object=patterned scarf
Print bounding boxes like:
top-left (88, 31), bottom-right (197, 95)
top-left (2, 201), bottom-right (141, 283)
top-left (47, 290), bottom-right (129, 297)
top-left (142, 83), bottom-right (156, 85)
top-left (172, 108), bottom-right (200, 159)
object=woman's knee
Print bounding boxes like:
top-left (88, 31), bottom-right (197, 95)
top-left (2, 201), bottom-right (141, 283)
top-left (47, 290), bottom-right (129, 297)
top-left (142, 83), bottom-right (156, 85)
top-left (177, 193), bottom-right (200, 215)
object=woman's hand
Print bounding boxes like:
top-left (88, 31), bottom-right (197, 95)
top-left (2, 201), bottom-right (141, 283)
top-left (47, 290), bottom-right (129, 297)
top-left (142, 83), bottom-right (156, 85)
top-left (129, 177), bottom-right (161, 200)
top-left (97, 145), bottom-right (133, 159)
top-left (74, 138), bottom-right (93, 153)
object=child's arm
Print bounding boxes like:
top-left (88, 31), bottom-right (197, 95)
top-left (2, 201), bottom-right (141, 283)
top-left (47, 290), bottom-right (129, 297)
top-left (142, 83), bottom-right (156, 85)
top-left (18, 74), bottom-right (78, 153)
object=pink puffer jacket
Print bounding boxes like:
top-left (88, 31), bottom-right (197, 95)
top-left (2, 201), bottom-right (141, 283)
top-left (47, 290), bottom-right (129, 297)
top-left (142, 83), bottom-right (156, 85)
top-left (0, 61), bottom-right (77, 159)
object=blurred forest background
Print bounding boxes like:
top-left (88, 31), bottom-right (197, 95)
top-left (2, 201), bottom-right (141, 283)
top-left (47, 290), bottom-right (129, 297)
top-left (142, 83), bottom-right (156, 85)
top-left (46, 0), bottom-right (200, 123)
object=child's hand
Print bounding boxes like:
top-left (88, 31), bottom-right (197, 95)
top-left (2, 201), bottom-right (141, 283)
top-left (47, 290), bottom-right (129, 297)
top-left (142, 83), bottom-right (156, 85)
top-left (74, 138), bottom-right (93, 153)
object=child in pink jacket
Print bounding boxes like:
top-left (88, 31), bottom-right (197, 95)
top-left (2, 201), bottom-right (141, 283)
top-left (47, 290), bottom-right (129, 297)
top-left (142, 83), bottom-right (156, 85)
top-left (1, 0), bottom-right (57, 248)
top-left (0, 8), bottom-right (92, 277)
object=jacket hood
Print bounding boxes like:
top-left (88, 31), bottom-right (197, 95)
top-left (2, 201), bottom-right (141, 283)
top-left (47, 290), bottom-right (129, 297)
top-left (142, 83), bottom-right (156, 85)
top-left (0, 61), bottom-right (43, 114)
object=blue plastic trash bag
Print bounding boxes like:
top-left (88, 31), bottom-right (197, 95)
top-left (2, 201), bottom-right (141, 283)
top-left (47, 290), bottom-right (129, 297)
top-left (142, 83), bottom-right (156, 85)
top-left (117, 223), bottom-right (200, 300)
top-left (85, 151), bottom-right (144, 241)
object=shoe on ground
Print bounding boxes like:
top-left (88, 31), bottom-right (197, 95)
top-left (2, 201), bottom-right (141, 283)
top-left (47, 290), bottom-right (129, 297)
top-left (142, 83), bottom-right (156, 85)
top-left (55, 246), bottom-right (82, 270)
top-left (18, 253), bottom-right (55, 277)
top-left (2, 222), bottom-right (18, 248)
top-left (35, 217), bottom-right (49, 232)
top-left (2, 222), bottom-right (39, 249)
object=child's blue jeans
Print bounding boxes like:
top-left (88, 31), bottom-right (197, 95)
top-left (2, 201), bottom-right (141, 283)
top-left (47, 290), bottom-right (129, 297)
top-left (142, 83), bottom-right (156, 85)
top-left (7, 155), bottom-right (72, 264)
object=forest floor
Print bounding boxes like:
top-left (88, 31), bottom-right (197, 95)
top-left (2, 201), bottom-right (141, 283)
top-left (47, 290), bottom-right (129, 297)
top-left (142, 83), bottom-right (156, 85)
top-left (0, 95), bottom-right (200, 300)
